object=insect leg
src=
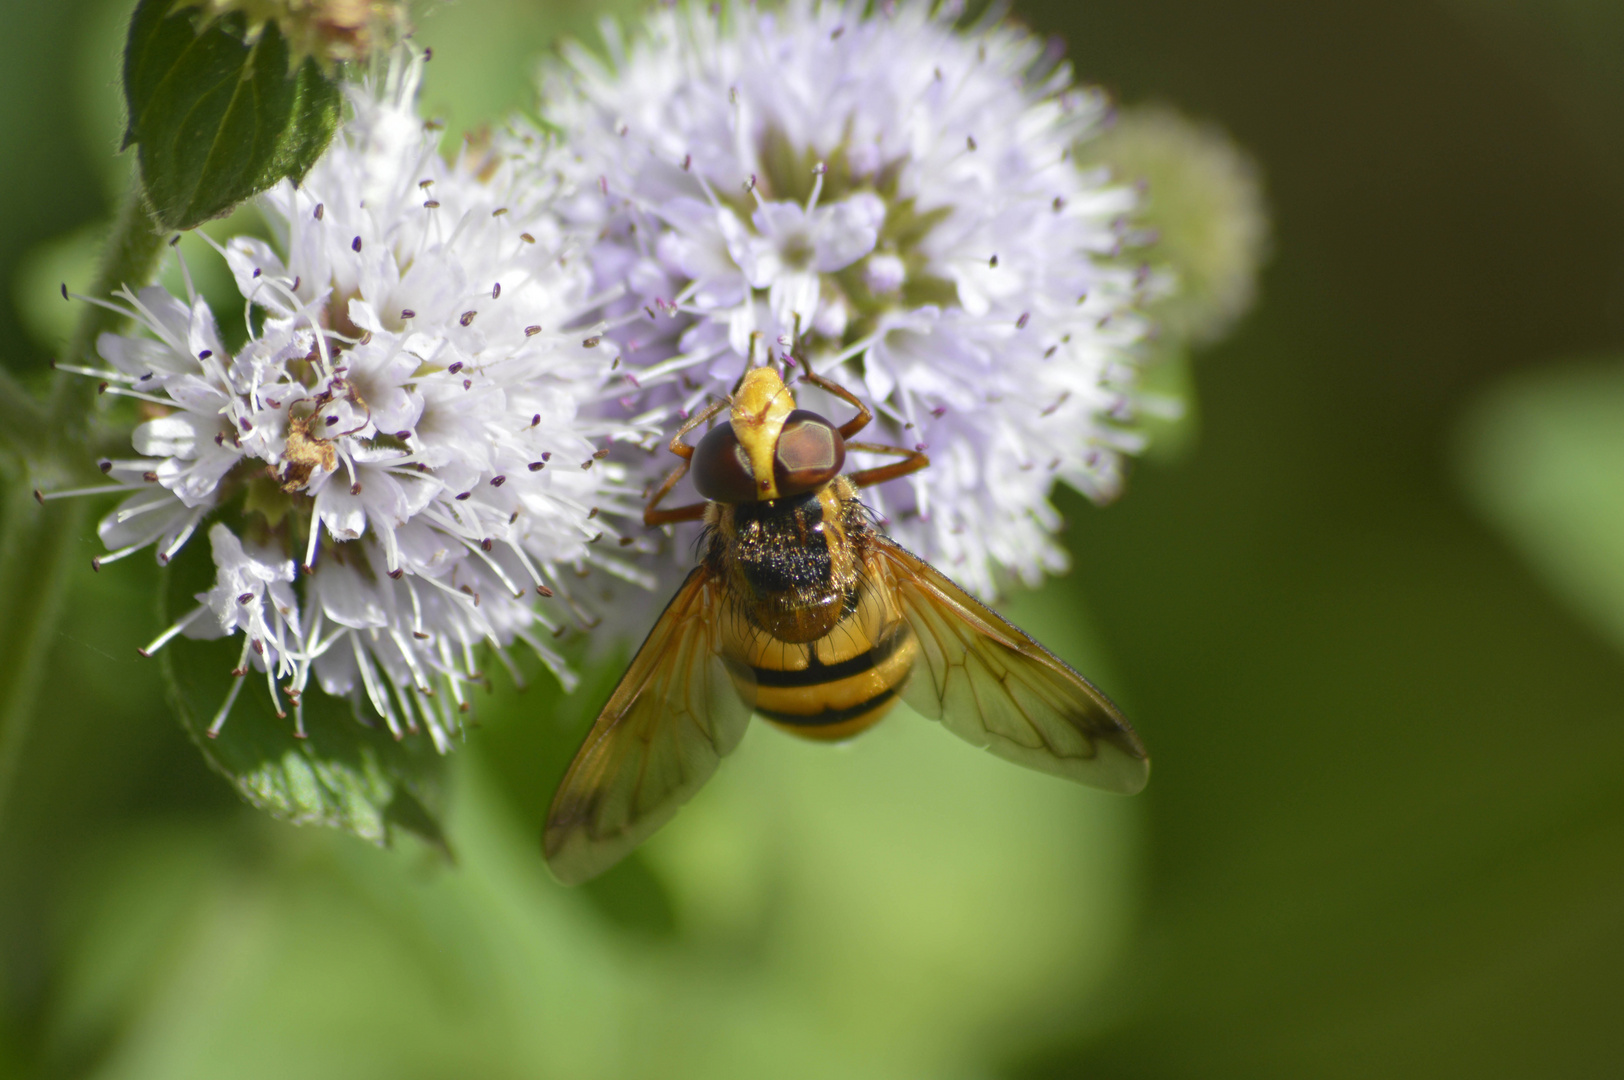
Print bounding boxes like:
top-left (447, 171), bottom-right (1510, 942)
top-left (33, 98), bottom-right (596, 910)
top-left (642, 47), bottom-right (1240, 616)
top-left (644, 399), bottom-right (727, 527)
top-left (845, 440), bottom-right (930, 488)
top-left (797, 368), bottom-right (872, 439)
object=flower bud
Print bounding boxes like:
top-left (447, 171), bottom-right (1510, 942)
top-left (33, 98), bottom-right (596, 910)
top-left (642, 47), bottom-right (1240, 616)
top-left (1086, 105), bottom-right (1270, 348)
top-left (177, 0), bottom-right (408, 69)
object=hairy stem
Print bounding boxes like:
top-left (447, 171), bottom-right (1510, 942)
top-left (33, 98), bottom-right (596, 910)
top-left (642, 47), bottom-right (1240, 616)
top-left (0, 191), bottom-right (165, 835)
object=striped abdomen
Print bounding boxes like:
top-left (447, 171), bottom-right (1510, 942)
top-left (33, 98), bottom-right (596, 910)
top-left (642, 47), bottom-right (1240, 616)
top-left (722, 577), bottom-right (919, 742)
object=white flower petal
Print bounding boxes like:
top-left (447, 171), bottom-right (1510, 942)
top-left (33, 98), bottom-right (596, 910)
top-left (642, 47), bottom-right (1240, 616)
top-left (812, 193), bottom-right (884, 272)
top-left (224, 237), bottom-right (295, 316)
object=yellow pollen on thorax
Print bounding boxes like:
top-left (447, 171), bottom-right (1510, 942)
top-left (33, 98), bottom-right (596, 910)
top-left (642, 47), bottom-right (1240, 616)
top-left (730, 367), bottom-right (795, 500)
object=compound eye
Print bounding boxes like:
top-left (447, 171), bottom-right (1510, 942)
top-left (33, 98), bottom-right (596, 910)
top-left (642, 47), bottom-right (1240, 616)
top-left (692, 422), bottom-right (758, 503)
top-left (773, 410), bottom-right (846, 497)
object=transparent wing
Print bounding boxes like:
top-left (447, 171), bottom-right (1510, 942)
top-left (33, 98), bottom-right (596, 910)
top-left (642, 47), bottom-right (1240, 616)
top-left (871, 539), bottom-right (1150, 793)
top-left (543, 566), bottom-right (755, 884)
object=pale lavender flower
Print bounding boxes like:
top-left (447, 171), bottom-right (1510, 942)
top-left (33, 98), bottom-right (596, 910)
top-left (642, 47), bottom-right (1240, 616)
top-left (544, 0), bottom-right (1160, 596)
top-left (57, 54), bottom-right (647, 744)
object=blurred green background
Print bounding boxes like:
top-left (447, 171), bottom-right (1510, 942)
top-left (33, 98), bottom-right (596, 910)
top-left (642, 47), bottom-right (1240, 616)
top-left (7, 0), bottom-right (1624, 1076)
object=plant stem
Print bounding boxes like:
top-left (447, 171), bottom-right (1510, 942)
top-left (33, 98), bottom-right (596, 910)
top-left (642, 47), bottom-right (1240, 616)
top-left (49, 192), bottom-right (169, 452)
top-left (0, 191), bottom-right (165, 835)
top-left (0, 493), bottom-right (87, 832)
top-left (0, 369), bottom-right (46, 459)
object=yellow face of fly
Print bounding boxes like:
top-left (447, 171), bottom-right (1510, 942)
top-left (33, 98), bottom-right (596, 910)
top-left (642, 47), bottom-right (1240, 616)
top-left (730, 367), bottom-right (795, 500)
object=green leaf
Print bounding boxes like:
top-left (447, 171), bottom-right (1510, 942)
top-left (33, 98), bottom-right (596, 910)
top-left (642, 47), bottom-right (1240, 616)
top-left (158, 539), bottom-right (448, 848)
top-left (1455, 353), bottom-right (1624, 655)
top-left (122, 0), bottom-right (342, 231)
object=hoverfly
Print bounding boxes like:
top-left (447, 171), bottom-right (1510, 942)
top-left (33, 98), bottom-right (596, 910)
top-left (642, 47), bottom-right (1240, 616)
top-left (543, 363), bottom-right (1149, 884)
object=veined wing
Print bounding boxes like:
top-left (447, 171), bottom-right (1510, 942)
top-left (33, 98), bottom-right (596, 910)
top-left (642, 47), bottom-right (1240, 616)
top-left (870, 538), bottom-right (1149, 794)
top-left (543, 566), bottom-right (756, 885)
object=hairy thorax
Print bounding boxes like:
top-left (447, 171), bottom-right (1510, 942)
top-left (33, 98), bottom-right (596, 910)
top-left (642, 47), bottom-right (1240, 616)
top-left (707, 480), bottom-right (869, 644)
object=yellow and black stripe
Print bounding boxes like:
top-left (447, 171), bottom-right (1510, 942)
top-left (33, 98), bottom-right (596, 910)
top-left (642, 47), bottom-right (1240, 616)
top-left (711, 475), bottom-right (922, 741)
top-left (752, 622), bottom-right (918, 741)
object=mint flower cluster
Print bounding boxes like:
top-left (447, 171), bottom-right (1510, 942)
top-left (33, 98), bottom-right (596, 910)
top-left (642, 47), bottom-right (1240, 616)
top-left (68, 0), bottom-right (1220, 747)
top-left (74, 59), bottom-right (651, 743)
